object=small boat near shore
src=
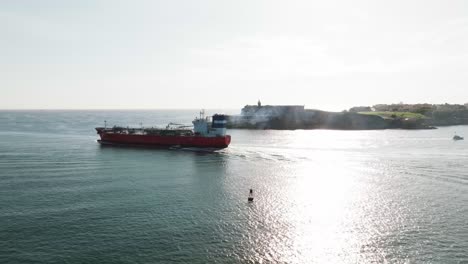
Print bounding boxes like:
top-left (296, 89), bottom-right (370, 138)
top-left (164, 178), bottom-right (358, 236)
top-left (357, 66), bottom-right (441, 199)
top-left (453, 135), bottom-right (464, 141)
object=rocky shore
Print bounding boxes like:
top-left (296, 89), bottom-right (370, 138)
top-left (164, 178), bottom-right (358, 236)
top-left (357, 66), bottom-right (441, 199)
top-left (227, 109), bottom-right (435, 130)
top-left (225, 102), bottom-right (468, 130)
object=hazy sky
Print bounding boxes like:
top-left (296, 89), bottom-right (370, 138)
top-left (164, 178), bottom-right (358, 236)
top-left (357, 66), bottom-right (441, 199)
top-left (1, 0), bottom-right (467, 110)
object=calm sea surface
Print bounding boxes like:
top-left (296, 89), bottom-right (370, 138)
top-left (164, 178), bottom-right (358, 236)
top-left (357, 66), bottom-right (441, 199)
top-left (0, 110), bottom-right (467, 263)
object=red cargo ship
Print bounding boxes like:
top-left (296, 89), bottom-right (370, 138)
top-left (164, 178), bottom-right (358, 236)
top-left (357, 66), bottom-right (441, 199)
top-left (95, 111), bottom-right (231, 149)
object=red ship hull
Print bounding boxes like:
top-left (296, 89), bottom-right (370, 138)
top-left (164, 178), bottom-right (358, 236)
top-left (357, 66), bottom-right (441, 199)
top-left (98, 132), bottom-right (231, 149)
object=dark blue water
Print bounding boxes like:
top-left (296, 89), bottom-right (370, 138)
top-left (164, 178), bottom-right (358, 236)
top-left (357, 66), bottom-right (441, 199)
top-left (1, 110), bottom-right (467, 263)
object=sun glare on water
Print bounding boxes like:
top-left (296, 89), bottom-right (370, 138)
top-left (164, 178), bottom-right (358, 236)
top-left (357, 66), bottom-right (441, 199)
top-left (238, 130), bottom-right (405, 263)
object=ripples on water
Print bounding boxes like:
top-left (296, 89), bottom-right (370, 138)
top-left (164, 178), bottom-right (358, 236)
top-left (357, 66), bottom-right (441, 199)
top-left (0, 111), bottom-right (467, 263)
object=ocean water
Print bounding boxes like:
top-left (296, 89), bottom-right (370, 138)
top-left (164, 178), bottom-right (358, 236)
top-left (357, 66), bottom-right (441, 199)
top-left (0, 110), bottom-right (467, 264)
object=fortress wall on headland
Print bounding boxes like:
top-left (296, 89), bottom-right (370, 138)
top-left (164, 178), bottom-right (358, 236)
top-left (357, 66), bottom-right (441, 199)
top-left (241, 105), bottom-right (305, 117)
top-left (227, 105), bottom-right (434, 130)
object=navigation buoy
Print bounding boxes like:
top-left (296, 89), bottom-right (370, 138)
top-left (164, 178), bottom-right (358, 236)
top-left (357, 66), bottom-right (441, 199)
top-left (248, 189), bottom-right (254, 202)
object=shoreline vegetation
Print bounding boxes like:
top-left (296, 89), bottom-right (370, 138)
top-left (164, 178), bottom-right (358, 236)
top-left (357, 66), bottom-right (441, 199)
top-left (227, 102), bottom-right (468, 130)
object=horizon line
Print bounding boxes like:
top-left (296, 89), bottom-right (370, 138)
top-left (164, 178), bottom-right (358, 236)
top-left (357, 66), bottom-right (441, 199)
top-left (0, 108), bottom-right (240, 111)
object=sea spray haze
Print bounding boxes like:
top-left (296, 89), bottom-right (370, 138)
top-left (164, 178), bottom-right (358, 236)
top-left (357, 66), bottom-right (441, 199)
top-left (0, 110), bottom-right (467, 263)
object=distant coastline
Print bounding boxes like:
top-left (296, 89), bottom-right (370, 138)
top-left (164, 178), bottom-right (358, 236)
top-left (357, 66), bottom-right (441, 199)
top-left (227, 102), bottom-right (468, 130)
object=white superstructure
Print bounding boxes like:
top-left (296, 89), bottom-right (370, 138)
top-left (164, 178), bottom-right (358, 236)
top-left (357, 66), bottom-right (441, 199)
top-left (192, 110), bottom-right (228, 137)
